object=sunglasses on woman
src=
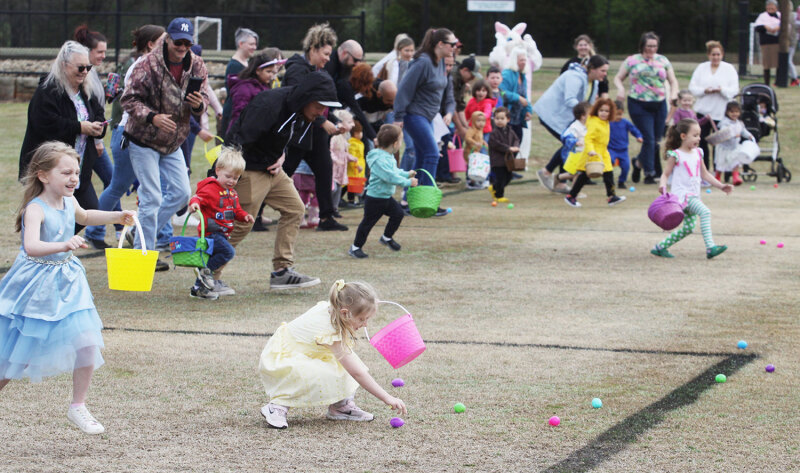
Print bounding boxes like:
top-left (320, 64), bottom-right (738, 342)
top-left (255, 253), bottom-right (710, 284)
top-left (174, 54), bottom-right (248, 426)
top-left (73, 64), bottom-right (93, 73)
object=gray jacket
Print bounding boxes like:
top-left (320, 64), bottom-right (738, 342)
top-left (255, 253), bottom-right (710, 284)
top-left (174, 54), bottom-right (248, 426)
top-left (394, 53), bottom-right (454, 121)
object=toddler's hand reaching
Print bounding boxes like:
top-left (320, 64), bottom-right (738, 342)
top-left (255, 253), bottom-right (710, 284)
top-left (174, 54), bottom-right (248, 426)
top-left (244, 214), bottom-right (255, 223)
top-left (636, 137), bottom-right (643, 143)
top-left (408, 170), bottom-right (416, 177)
top-left (386, 396), bottom-right (407, 416)
top-left (64, 235), bottom-right (87, 251)
top-left (720, 183), bottom-right (733, 195)
top-left (189, 202), bottom-right (200, 213)
top-left (409, 177), bottom-right (419, 187)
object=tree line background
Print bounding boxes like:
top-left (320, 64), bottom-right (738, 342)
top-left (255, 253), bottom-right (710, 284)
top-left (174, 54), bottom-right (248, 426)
top-left (0, 0), bottom-right (765, 58)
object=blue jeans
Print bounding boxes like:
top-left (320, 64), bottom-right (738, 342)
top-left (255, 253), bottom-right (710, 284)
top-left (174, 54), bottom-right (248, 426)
top-left (205, 233), bottom-right (235, 272)
top-left (403, 114), bottom-right (439, 186)
top-left (610, 149), bottom-right (630, 185)
top-left (128, 142), bottom-right (191, 251)
top-left (85, 146), bottom-right (122, 240)
top-left (628, 98), bottom-right (667, 177)
top-left (400, 127), bottom-right (416, 172)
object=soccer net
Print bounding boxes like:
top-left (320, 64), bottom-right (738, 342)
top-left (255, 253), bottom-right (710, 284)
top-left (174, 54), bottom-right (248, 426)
top-left (194, 16), bottom-right (222, 50)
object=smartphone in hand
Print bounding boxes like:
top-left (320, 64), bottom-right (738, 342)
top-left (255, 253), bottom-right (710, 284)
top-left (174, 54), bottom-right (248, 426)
top-left (184, 76), bottom-right (203, 101)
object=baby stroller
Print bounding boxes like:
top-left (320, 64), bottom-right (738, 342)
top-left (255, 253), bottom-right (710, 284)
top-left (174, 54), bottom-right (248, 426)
top-left (738, 83), bottom-right (791, 183)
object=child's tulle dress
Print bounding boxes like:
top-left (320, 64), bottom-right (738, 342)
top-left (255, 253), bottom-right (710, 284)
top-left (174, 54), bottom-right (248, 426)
top-left (0, 197), bottom-right (104, 382)
top-left (259, 301), bottom-right (366, 407)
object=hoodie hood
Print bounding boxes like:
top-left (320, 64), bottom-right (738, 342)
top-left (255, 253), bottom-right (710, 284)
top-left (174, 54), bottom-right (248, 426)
top-left (567, 62), bottom-right (587, 75)
top-left (286, 70), bottom-right (340, 113)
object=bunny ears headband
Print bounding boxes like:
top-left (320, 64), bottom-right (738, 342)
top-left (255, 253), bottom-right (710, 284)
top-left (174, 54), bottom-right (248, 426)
top-left (258, 58), bottom-right (287, 69)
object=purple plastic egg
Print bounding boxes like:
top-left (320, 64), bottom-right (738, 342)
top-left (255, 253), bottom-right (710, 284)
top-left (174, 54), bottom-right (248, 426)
top-left (390, 417), bottom-right (405, 428)
top-left (766, 364), bottom-right (775, 373)
top-left (391, 378), bottom-right (405, 387)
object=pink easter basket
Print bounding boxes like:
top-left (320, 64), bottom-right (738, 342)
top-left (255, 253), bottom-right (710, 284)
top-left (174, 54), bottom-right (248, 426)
top-left (447, 135), bottom-right (467, 173)
top-left (648, 192), bottom-right (686, 231)
top-left (365, 301), bottom-right (426, 369)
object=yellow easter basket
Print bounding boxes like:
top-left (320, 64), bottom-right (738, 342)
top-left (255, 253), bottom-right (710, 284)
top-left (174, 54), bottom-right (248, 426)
top-left (204, 136), bottom-right (224, 166)
top-left (105, 215), bottom-right (159, 291)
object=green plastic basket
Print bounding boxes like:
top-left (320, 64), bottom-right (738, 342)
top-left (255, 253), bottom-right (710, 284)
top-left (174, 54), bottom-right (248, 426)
top-left (169, 211), bottom-right (211, 268)
top-left (406, 169), bottom-right (442, 218)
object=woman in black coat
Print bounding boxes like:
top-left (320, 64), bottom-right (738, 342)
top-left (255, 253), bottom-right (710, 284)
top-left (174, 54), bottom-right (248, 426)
top-left (20, 40), bottom-right (106, 231)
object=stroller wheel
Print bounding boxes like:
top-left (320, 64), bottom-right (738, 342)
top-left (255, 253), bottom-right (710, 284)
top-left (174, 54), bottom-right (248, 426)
top-left (781, 167), bottom-right (791, 183)
top-left (742, 169), bottom-right (757, 182)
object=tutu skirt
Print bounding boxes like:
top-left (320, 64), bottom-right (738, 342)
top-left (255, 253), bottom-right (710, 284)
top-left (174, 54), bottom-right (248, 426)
top-left (259, 323), bottom-right (362, 407)
top-left (0, 308), bottom-right (104, 382)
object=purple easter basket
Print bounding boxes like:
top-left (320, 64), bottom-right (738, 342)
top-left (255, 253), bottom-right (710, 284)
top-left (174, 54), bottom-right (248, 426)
top-left (648, 193), bottom-right (686, 231)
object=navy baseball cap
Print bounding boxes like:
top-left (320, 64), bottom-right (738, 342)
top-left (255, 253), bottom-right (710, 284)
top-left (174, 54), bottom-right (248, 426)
top-left (167, 18), bottom-right (194, 43)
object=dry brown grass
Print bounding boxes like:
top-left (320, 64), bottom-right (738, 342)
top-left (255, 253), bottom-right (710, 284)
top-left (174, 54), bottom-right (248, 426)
top-left (1, 65), bottom-right (799, 472)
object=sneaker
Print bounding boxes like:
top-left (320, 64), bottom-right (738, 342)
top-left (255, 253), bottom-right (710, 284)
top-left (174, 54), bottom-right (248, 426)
top-left (497, 197), bottom-right (510, 203)
top-left (434, 207), bottom-right (449, 217)
top-left (332, 210), bottom-right (343, 219)
top-left (643, 176), bottom-right (657, 185)
top-left (511, 172), bottom-right (523, 180)
top-left (124, 229), bottom-right (135, 248)
top-left (465, 181), bottom-right (482, 190)
top-left (447, 176), bottom-right (462, 184)
top-left (564, 196), bottom-right (581, 208)
top-left (791, 78), bottom-right (800, 87)
top-left (87, 238), bottom-right (111, 250)
top-left (400, 204), bottom-right (412, 217)
top-left (632, 165), bottom-right (641, 184)
top-left (317, 218), bottom-right (348, 232)
top-left (172, 212), bottom-right (199, 228)
top-left (618, 181), bottom-right (626, 189)
top-left (193, 267), bottom-right (215, 290)
top-left (536, 169), bottom-right (552, 191)
top-left (190, 285), bottom-right (219, 300)
top-left (270, 267), bottom-right (321, 290)
top-left (260, 403), bottom-right (289, 429)
top-left (380, 237), bottom-right (402, 251)
top-left (67, 405), bottom-right (105, 435)
top-left (326, 399), bottom-right (374, 422)
top-left (479, 180), bottom-right (490, 190)
top-left (650, 247), bottom-right (674, 258)
top-left (349, 247), bottom-right (369, 259)
top-left (607, 195), bottom-right (626, 206)
top-left (155, 259), bottom-right (170, 272)
top-left (706, 245), bottom-right (728, 259)
top-left (214, 280), bottom-right (236, 296)
top-left (554, 184), bottom-right (570, 194)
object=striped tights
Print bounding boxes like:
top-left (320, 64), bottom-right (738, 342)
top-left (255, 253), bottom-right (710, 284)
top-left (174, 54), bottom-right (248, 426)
top-left (656, 197), bottom-right (715, 250)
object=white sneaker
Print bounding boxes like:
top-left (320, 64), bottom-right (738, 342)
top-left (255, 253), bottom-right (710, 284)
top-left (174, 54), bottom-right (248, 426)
top-left (326, 399), bottom-right (374, 421)
top-left (67, 405), bottom-right (105, 434)
top-left (194, 267), bottom-right (215, 290)
top-left (261, 403), bottom-right (289, 429)
top-left (172, 213), bottom-right (200, 228)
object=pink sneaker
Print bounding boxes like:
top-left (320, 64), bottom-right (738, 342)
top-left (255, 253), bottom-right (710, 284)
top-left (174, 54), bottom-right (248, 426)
top-left (260, 403), bottom-right (289, 429)
top-left (326, 399), bottom-right (374, 421)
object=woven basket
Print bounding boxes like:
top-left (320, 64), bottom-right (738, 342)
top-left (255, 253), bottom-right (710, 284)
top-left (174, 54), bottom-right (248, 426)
top-left (585, 160), bottom-right (604, 178)
top-left (648, 193), bottom-right (686, 231)
top-left (169, 211), bottom-right (213, 268)
top-left (406, 169), bottom-right (442, 218)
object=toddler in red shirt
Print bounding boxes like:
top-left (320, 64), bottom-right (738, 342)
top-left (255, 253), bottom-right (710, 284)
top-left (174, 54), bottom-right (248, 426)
top-left (187, 147), bottom-right (254, 299)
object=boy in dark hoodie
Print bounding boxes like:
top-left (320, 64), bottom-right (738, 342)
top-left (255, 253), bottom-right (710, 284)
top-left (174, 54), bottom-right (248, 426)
top-left (187, 148), bottom-right (254, 299)
top-left (224, 70), bottom-right (340, 290)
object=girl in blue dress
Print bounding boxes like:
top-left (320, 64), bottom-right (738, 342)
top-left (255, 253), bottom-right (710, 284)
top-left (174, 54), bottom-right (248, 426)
top-left (0, 141), bottom-right (136, 434)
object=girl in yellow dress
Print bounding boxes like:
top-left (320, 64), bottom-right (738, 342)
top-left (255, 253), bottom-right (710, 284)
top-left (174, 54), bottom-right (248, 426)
top-left (259, 280), bottom-right (407, 429)
top-left (563, 98), bottom-right (626, 208)
top-left (346, 120), bottom-right (366, 206)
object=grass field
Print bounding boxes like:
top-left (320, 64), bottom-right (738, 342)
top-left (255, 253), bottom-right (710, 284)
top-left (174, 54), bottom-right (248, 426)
top-left (1, 66), bottom-right (799, 472)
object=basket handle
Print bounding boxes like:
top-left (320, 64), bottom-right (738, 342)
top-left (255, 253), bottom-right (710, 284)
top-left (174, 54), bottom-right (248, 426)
top-left (414, 168), bottom-right (439, 188)
top-left (203, 136), bottom-right (224, 156)
top-left (179, 210), bottom-right (205, 238)
top-left (363, 300), bottom-right (412, 343)
top-left (117, 214), bottom-right (149, 255)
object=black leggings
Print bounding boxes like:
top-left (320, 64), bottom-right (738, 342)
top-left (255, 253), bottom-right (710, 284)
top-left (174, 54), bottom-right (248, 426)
top-left (353, 196), bottom-right (404, 248)
top-left (283, 124), bottom-right (334, 220)
top-left (569, 171), bottom-right (616, 199)
top-left (540, 119), bottom-right (565, 174)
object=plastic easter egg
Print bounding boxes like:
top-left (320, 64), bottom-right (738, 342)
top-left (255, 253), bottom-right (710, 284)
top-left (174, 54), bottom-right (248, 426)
top-left (715, 374), bottom-right (727, 383)
top-left (760, 240), bottom-right (766, 245)
top-left (453, 402), bottom-right (466, 413)
top-left (737, 340), bottom-right (747, 349)
top-left (390, 417), bottom-right (405, 428)
top-left (777, 242), bottom-right (784, 248)
top-left (591, 398), bottom-right (603, 409)
top-left (507, 203), bottom-right (514, 209)
top-left (765, 364), bottom-right (775, 373)
top-left (491, 201), bottom-right (497, 207)
top-left (391, 378), bottom-right (405, 387)
top-left (549, 416), bottom-right (560, 426)
top-left (629, 187), bottom-right (636, 192)
top-left (706, 189), bottom-right (712, 194)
